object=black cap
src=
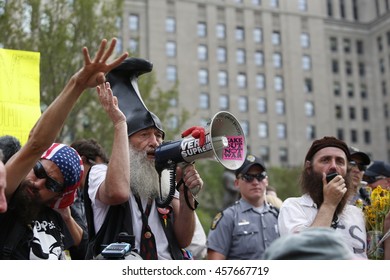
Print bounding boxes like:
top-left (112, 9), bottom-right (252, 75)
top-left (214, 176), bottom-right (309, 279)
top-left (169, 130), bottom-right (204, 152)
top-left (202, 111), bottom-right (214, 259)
top-left (106, 58), bottom-right (165, 138)
top-left (365, 161), bottom-right (390, 178)
top-left (235, 154), bottom-right (266, 176)
top-left (349, 146), bottom-right (370, 165)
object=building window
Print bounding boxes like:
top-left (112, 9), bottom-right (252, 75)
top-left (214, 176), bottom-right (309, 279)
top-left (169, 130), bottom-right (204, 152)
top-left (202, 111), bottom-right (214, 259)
top-left (345, 61), bottom-right (352, 75)
top-left (236, 27), bottom-right (245, 41)
top-left (198, 45), bottom-right (208, 61)
top-left (166, 41), bottom-right (176, 57)
top-left (360, 84), bottom-right (367, 99)
top-left (257, 97), bottom-right (267, 113)
top-left (198, 69), bottom-right (209, 85)
top-left (275, 99), bottom-right (285, 115)
top-left (384, 103), bottom-right (389, 119)
top-left (356, 40), bottom-right (364, 54)
top-left (219, 95), bottom-right (229, 110)
top-left (258, 122), bottom-right (268, 138)
top-left (305, 101), bottom-right (315, 117)
top-left (362, 107), bottom-right (369, 121)
top-left (273, 52), bottom-right (282, 68)
top-left (349, 107), bottom-right (356, 120)
top-left (217, 47), bottom-right (227, 63)
top-left (236, 49), bottom-right (246, 64)
top-left (274, 76), bottom-right (283, 92)
top-left (272, 31), bottom-right (281, 45)
top-left (270, 0), bottom-right (279, 8)
top-left (304, 78), bottom-right (313, 93)
top-left (237, 73), bottom-right (247, 88)
top-left (256, 74), bottom-right (265, 90)
top-left (378, 36), bottom-right (383, 52)
top-left (337, 128), bottom-right (344, 140)
top-left (351, 129), bottom-right (358, 143)
top-left (253, 28), bottom-right (263, 43)
top-left (340, 0), bottom-right (346, 18)
top-left (298, 0), bottom-right (308, 11)
top-left (352, 0), bottom-right (359, 20)
top-left (129, 38), bottom-right (138, 53)
top-left (277, 123), bottom-right (287, 139)
top-left (238, 96), bottom-right (248, 112)
top-left (216, 23), bottom-right (226, 39)
top-left (333, 81), bottom-right (341, 96)
top-left (383, 81), bottom-right (388, 96)
top-left (327, 0), bottom-right (333, 17)
top-left (166, 65), bottom-right (177, 82)
top-left (197, 22), bottom-right (207, 37)
top-left (255, 51), bottom-right (264, 66)
top-left (218, 70), bottom-right (228, 87)
top-left (279, 147), bottom-right (288, 163)
top-left (306, 125), bottom-right (316, 140)
top-left (332, 60), bottom-right (339, 73)
top-left (199, 92), bottom-right (209, 109)
top-left (380, 58), bottom-right (385, 74)
top-left (364, 130), bottom-right (371, 144)
top-left (259, 146), bottom-right (270, 162)
top-left (166, 17), bottom-right (176, 33)
top-left (129, 14), bottom-right (139, 31)
top-left (300, 32), bottom-right (310, 48)
top-left (302, 55), bottom-right (311, 70)
top-left (335, 105), bottom-right (343, 119)
top-left (347, 83), bottom-right (354, 97)
top-left (343, 38), bottom-right (351, 53)
top-left (330, 37), bottom-right (338, 52)
top-left (359, 62), bottom-right (365, 77)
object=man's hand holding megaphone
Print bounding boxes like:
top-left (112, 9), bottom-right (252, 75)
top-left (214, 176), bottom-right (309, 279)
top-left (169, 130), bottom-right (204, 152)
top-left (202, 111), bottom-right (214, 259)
top-left (181, 126), bottom-right (206, 147)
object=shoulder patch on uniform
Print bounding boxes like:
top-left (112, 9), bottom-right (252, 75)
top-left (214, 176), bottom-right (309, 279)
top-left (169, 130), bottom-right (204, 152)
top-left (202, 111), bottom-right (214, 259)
top-left (210, 212), bottom-right (223, 230)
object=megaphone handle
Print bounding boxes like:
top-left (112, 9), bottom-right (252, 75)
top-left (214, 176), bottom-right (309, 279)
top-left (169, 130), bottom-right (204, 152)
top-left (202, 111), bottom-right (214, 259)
top-left (176, 178), bottom-right (198, 211)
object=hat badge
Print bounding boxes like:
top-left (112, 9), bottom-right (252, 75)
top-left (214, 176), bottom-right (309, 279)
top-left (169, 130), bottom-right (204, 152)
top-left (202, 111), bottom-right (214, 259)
top-left (246, 155), bottom-right (256, 162)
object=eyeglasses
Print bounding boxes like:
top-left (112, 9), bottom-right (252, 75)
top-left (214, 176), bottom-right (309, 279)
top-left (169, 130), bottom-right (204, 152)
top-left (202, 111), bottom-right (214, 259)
top-left (240, 172), bottom-right (267, 183)
top-left (349, 161), bottom-right (367, 172)
top-left (33, 161), bottom-right (64, 193)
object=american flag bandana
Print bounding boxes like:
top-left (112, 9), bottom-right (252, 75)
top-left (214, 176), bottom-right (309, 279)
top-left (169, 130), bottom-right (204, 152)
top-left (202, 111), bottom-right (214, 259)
top-left (41, 143), bottom-right (84, 209)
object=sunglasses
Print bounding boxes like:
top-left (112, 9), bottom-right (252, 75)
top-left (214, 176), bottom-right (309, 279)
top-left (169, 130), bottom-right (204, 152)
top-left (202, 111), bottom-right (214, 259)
top-left (33, 161), bottom-right (64, 193)
top-left (349, 161), bottom-right (367, 172)
top-left (240, 172), bottom-right (267, 183)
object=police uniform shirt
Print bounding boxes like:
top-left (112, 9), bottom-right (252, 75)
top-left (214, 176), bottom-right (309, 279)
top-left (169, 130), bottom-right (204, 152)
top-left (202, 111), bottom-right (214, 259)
top-left (207, 198), bottom-right (279, 260)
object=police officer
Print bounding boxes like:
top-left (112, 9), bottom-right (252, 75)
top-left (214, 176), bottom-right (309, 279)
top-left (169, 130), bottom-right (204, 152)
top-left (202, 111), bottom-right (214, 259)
top-left (207, 154), bottom-right (279, 260)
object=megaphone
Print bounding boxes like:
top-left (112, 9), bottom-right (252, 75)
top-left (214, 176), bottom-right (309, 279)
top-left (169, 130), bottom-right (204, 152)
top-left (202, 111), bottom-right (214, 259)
top-left (155, 111), bottom-right (247, 174)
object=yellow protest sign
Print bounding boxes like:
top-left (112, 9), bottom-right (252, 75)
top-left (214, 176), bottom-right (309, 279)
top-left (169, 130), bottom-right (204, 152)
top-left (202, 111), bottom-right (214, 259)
top-left (0, 48), bottom-right (41, 145)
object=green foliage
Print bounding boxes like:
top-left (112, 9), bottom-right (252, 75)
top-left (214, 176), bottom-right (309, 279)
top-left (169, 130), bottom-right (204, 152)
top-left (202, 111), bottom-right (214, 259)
top-left (267, 166), bottom-right (303, 200)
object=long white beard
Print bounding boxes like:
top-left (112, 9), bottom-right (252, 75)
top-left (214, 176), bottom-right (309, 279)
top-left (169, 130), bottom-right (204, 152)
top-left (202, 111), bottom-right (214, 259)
top-left (129, 145), bottom-right (172, 199)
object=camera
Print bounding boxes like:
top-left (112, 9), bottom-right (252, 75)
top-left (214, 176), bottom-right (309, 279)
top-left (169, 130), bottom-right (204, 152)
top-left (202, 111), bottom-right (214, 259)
top-left (101, 242), bottom-right (131, 258)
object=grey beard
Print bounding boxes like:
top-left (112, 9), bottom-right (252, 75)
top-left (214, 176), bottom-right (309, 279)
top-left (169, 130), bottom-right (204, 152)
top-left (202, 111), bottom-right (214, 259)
top-left (129, 145), bottom-right (171, 199)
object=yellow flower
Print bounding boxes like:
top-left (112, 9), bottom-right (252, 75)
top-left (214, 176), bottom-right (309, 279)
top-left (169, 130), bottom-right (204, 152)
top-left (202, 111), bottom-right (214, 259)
top-left (363, 186), bottom-right (390, 232)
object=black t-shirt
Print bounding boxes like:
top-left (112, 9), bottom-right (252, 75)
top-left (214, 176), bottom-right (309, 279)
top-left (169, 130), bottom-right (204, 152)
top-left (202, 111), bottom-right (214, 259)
top-left (0, 200), bottom-right (74, 259)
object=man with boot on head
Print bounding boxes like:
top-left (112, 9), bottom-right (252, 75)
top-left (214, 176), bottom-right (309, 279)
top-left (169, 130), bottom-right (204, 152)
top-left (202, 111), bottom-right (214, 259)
top-left (278, 136), bottom-right (367, 259)
top-left (84, 58), bottom-right (204, 260)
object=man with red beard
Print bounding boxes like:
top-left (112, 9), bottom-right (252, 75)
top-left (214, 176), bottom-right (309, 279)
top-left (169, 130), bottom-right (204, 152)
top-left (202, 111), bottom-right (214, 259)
top-left (278, 136), bottom-right (367, 259)
top-left (84, 58), bottom-right (204, 260)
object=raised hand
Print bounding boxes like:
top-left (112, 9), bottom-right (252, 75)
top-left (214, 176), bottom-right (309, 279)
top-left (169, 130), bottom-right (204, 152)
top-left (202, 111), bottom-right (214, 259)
top-left (96, 82), bottom-right (126, 126)
top-left (74, 38), bottom-right (128, 89)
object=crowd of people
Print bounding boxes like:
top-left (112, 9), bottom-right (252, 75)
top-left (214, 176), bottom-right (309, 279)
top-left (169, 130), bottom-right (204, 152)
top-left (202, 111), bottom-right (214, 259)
top-left (1, 37), bottom-right (390, 260)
